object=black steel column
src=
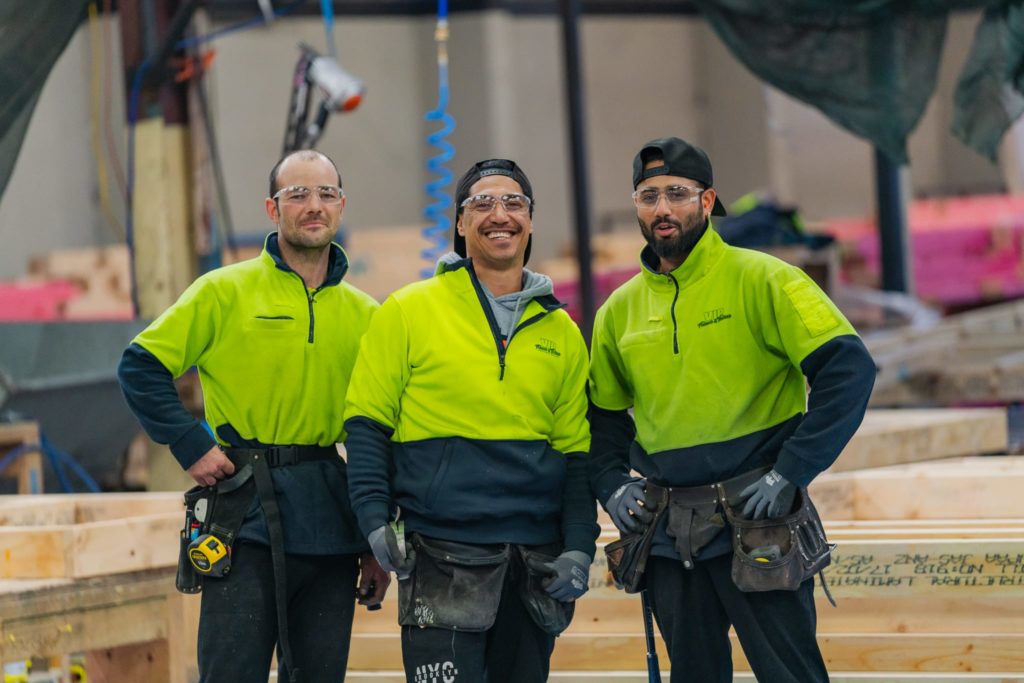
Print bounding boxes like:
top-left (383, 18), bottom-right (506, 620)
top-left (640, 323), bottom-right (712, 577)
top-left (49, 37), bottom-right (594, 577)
top-left (558, 0), bottom-right (596, 340)
top-left (874, 147), bottom-right (912, 294)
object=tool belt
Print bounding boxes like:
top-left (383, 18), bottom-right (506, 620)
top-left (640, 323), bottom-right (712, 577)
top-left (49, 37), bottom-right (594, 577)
top-left (605, 466), bottom-right (769, 593)
top-left (175, 444), bottom-right (338, 683)
top-left (652, 465), bottom-right (771, 569)
top-left (725, 487), bottom-right (836, 605)
top-left (398, 534), bottom-right (576, 636)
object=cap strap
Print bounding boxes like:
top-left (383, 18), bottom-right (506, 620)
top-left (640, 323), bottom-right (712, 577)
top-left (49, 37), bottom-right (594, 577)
top-left (478, 168), bottom-right (515, 179)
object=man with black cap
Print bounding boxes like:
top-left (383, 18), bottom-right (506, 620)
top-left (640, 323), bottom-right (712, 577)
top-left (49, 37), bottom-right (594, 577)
top-left (588, 137), bottom-right (876, 682)
top-left (345, 159), bottom-right (598, 682)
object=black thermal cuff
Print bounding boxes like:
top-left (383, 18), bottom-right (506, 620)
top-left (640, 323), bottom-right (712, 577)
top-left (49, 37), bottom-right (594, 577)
top-left (587, 403), bottom-right (637, 503)
top-left (117, 343), bottom-right (215, 469)
top-left (561, 451), bottom-right (599, 558)
top-left (774, 335), bottom-right (877, 487)
top-left (344, 415), bottom-right (396, 538)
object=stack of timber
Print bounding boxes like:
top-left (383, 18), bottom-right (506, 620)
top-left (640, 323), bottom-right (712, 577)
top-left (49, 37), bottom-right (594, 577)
top-left (24, 245), bottom-right (133, 320)
top-left (346, 410), bottom-right (1023, 682)
top-left (0, 493), bottom-right (197, 682)
top-left (867, 298), bottom-right (1024, 406)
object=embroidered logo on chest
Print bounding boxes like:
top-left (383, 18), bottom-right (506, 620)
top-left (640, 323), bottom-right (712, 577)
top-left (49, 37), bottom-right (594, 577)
top-left (698, 308), bottom-right (732, 328)
top-left (535, 338), bottom-right (561, 356)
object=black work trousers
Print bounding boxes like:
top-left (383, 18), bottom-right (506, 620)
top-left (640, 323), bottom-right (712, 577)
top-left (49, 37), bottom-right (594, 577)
top-left (400, 568), bottom-right (555, 683)
top-left (197, 541), bottom-right (360, 683)
top-left (646, 553), bottom-right (829, 683)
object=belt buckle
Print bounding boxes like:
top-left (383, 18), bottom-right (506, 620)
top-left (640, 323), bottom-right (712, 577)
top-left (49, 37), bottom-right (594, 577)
top-left (265, 447), bottom-right (281, 467)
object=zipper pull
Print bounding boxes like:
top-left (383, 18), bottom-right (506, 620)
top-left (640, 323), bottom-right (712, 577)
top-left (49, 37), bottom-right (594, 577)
top-left (499, 357), bottom-right (506, 381)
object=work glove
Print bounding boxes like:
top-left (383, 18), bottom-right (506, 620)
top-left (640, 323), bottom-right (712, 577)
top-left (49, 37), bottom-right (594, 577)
top-left (605, 479), bottom-right (653, 534)
top-left (739, 469), bottom-right (797, 520)
top-left (367, 525), bottom-right (415, 580)
top-left (527, 550), bottom-right (591, 602)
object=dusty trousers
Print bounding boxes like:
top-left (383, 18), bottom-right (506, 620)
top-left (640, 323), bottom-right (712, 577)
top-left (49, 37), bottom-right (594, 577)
top-left (400, 567), bottom-right (555, 683)
top-left (197, 541), bottom-right (359, 683)
top-left (646, 553), bottom-right (828, 683)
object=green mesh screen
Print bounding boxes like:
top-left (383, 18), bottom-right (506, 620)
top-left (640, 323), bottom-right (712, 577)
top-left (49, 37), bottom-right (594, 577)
top-left (0, 0), bottom-right (89, 201)
top-left (692, 0), bottom-right (1022, 163)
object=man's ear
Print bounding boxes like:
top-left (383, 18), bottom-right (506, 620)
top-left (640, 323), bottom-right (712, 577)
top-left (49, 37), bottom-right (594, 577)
top-left (456, 214), bottom-right (464, 236)
top-left (703, 187), bottom-right (717, 217)
top-left (265, 197), bottom-right (280, 224)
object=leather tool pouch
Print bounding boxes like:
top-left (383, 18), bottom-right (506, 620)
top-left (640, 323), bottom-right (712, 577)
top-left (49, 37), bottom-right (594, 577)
top-left (175, 466), bottom-right (255, 592)
top-left (399, 534), bottom-right (511, 631)
top-left (665, 498), bottom-right (725, 565)
top-left (517, 546), bottom-right (575, 636)
top-left (727, 488), bottom-right (834, 594)
top-left (177, 485), bottom-right (210, 593)
top-left (604, 486), bottom-right (667, 594)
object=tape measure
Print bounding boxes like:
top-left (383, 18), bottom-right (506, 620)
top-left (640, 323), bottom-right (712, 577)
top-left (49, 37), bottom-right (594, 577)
top-left (188, 534), bottom-right (231, 576)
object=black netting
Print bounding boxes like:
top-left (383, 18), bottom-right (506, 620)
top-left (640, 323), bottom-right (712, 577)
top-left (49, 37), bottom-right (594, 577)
top-left (693, 0), bottom-right (1022, 163)
top-left (0, 0), bottom-right (89, 201)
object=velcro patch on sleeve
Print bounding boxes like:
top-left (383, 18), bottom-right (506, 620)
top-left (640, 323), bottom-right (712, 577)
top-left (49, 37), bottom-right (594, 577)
top-left (782, 279), bottom-right (840, 337)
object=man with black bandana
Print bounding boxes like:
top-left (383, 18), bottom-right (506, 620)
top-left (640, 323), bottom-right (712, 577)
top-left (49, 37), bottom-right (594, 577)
top-left (345, 159), bottom-right (597, 682)
top-left (588, 137), bottom-right (876, 682)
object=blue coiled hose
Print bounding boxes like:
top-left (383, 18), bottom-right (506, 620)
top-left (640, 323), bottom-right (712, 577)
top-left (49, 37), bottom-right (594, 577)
top-left (421, 1), bottom-right (456, 278)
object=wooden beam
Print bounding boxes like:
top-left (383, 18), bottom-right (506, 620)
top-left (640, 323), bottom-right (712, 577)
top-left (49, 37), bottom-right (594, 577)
top-left (342, 674), bottom-right (1024, 683)
top-left (832, 409), bottom-right (1007, 472)
top-left (0, 512), bottom-right (179, 579)
top-left (342, 632), bottom-right (1024, 673)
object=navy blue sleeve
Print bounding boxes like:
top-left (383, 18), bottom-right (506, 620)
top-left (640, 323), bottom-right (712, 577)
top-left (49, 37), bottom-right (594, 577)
top-left (562, 451), bottom-right (599, 558)
top-left (587, 402), bottom-right (638, 504)
top-left (117, 343), bottom-right (216, 470)
top-left (773, 334), bottom-right (877, 487)
top-left (344, 415), bottom-right (395, 538)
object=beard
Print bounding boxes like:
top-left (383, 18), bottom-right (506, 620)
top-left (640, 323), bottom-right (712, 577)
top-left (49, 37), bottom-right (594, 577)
top-left (639, 211), bottom-right (708, 263)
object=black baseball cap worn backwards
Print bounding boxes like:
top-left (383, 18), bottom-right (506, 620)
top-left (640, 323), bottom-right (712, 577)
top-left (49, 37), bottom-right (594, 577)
top-left (633, 137), bottom-right (727, 216)
top-left (453, 158), bottom-right (534, 265)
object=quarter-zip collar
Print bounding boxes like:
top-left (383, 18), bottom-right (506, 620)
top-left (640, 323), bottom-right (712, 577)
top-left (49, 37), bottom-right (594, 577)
top-left (435, 252), bottom-right (565, 379)
top-left (262, 231), bottom-right (349, 287)
top-left (640, 220), bottom-right (724, 292)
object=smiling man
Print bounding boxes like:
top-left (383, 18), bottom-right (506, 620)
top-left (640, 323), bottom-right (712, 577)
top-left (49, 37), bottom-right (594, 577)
top-left (118, 150), bottom-right (388, 683)
top-left (588, 138), bottom-right (876, 682)
top-left (345, 159), bottom-right (598, 682)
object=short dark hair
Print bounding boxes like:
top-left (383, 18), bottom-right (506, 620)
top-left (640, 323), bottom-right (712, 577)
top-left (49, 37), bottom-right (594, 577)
top-left (268, 150), bottom-right (343, 198)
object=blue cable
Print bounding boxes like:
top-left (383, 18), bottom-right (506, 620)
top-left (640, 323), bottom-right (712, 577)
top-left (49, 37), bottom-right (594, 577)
top-left (320, 0), bottom-right (337, 58)
top-left (421, 1), bottom-right (456, 278)
top-left (40, 434), bottom-right (102, 493)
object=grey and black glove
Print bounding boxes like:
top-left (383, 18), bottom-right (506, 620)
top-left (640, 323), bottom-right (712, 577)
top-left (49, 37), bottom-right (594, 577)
top-left (527, 550), bottom-right (591, 602)
top-left (739, 469), bottom-right (796, 520)
top-left (605, 479), bottom-right (652, 534)
top-left (367, 525), bottom-right (415, 580)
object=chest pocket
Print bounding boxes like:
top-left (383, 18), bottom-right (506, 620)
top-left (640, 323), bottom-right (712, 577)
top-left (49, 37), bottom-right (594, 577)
top-left (243, 306), bottom-right (301, 333)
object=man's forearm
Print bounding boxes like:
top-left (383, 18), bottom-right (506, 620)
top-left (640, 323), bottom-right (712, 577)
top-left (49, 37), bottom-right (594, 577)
top-left (117, 343), bottom-right (215, 469)
top-left (588, 403), bottom-right (637, 503)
